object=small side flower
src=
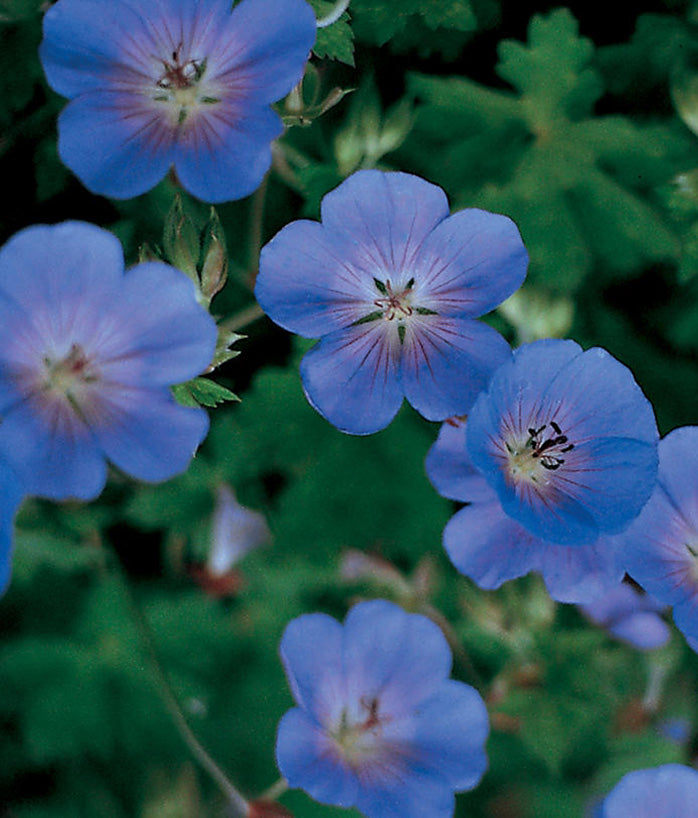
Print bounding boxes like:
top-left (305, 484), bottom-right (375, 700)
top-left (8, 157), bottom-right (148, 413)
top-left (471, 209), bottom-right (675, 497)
top-left (0, 222), bottom-right (218, 501)
top-left (578, 582), bottom-right (670, 651)
top-left (614, 426), bottom-right (698, 648)
top-left (275, 599), bottom-right (489, 818)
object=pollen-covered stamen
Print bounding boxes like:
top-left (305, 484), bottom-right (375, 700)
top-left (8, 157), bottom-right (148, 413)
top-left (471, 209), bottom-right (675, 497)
top-left (156, 43), bottom-right (205, 90)
top-left (152, 43), bottom-right (219, 124)
top-left (373, 277), bottom-right (415, 321)
top-left (332, 695), bottom-right (388, 767)
top-left (43, 343), bottom-right (99, 397)
top-left (526, 421), bottom-right (575, 470)
top-left (506, 418), bottom-right (575, 484)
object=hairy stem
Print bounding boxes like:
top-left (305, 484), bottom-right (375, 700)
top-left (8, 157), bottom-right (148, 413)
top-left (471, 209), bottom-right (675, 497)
top-left (107, 546), bottom-right (249, 817)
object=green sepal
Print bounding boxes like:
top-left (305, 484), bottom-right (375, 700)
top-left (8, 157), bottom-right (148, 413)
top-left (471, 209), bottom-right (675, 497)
top-left (351, 310), bottom-right (384, 326)
top-left (373, 277), bottom-right (388, 295)
top-left (162, 194), bottom-right (200, 282)
top-left (172, 377), bottom-right (240, 408)
top-left (199, 207), bottom-right (228, 304)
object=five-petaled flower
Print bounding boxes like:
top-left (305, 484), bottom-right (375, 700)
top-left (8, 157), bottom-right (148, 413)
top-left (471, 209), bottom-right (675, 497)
top-left (39, 0), bottom-right (317, 202)
top-left (276, 599), bottom-right (489, 818)
top-left (613, 426), bottom-right (698, 648)
top-left (0, 221), bottom-right (217, 502)
top-left (426, 339), bottom-right (659, 602)
top-left (600, 764), bottom-right (698, 817)
top-left (255, 170), bottom-right (528, 435)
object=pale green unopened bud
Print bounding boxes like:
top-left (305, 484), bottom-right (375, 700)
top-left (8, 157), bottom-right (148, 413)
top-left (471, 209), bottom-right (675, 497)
top-left (200, 208), bottom-right (228, 304)
top-left (163, 194), bottom-right (200, 283)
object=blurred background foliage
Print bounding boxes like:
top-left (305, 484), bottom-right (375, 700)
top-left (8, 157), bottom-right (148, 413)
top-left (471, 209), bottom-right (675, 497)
top-left (2, 0), bottom-right (698, 816)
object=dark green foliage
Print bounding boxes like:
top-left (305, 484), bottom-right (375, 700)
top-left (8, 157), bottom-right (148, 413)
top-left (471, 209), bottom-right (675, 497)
top-left (402, 8), bottom-right (693, 294)
top-left (3, 2), bottom-right (698, 817)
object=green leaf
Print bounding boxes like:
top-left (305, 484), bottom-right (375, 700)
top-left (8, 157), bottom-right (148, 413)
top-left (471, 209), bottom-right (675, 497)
top-left (309, 1), bottom-right (354, 65)
top-left (405, 8), bottom-right (686, 293)
top-left (172, 377), bottom-right (239, 408)
top-left (598, 13), bottom-right (690, 100)
top-left (350, 0), bottom-right (478, 48)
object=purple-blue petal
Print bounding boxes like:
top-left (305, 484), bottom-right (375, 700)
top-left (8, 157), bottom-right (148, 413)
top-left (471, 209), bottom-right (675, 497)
top-left (416, 208), bottom-right (528, 317)
top-left (300, 324), bottom-right (403, 435)
top-left (209, 0), bottom-right (316, 104)
top-left (101, 261), bottom-right (217, 386)
top-left (609, 611), bottom-right (671, 650)
top-left (554, 437), bottom-right (658, 536)
top-left (619, 428), bottom-right (698, 642)
top-left (173, 105), bottom-right (282, 203)
top-left (0, 461), bottom-right (24, 596)
top-left (57, 91), bottom-right (175, 199)
top-left (87, 386), bottom-right (209, 483)
top-left (276, 708), bottom-right (359, 808)
top-left (579, 582), bottom-right (670, 650)
top-left (353, 766), bottom-right (456, 818)
top-left (443, 501), bottom-right (542, 590)
top-left (279, 612), bottom-right (346, 727)
top-left (410, 679), bottom-right (489, 790)
top-left (601, 764), bottom-right (698, 817)
top-left (0, 398), bottom-right (107, 501)
top-left (401, 317), bottom-right (511, 421)
top-left (537, 537), bottom-right (624, 604)
top-left (0, 221), bottom-right (123, 311)
top-left (425, 420), bottom-right (496, 504)
top-left (342, 600), bottom-right (453, 719)
top-left (319, 171), bottom-right (451, 275)
top-left (256, 219), bottom-right (373, 337)
top-left (650, 426), bottom-right (698, 522)
top-left (39, 0), bottom-right (147, 96)
top-left (544, 345), bottom-right (659, 446)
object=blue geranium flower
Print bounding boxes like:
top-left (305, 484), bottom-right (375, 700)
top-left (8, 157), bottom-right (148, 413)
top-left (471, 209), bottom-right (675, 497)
top-left (255, 170), bottom-right (527, 435)
top-left (276, 599), bottom-right (489, 818)
top-left (0, 221), bottom-right (217, 501)
top-left (426, 339), bottom-right (659, 603)
top-left (614, 426), bottom-right (698, 647)
top-left (600, 764), bottom-right (698, 817)
top-left (39, 0), bottom-right (316, 202)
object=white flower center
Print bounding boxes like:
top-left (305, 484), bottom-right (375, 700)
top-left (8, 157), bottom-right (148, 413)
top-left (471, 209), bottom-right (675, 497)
top-left (151, 44), bottom-right (221, 126)
top-left (351, 277), bottom-right (438, 346)
top-left (332, 696), bottom-right (387, 768)
top-left (42, 342), bottom-right (99, 412)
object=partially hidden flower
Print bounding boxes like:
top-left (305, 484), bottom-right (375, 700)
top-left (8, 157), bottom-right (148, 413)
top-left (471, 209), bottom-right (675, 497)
top-left (0, 458), bottom-right (25, 596)
top-left (578, 582), bottom-right (670, 651)
top-left (599, 764), bottom-right (698, 817)
top-left (276, 599), bottom-right (489, 818)
top-left (39, 0), bottom-right (317, 202)
top-left (613, 426), bottom-right (698, 647)
top-left (255, 170), bottom-right (528, 435)
top-left (190, 484), bottom-right (270, 596)
top-left (0, 221), bottom-right (217, 501)
top-left (426, 339), bottom-right (659, 603)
